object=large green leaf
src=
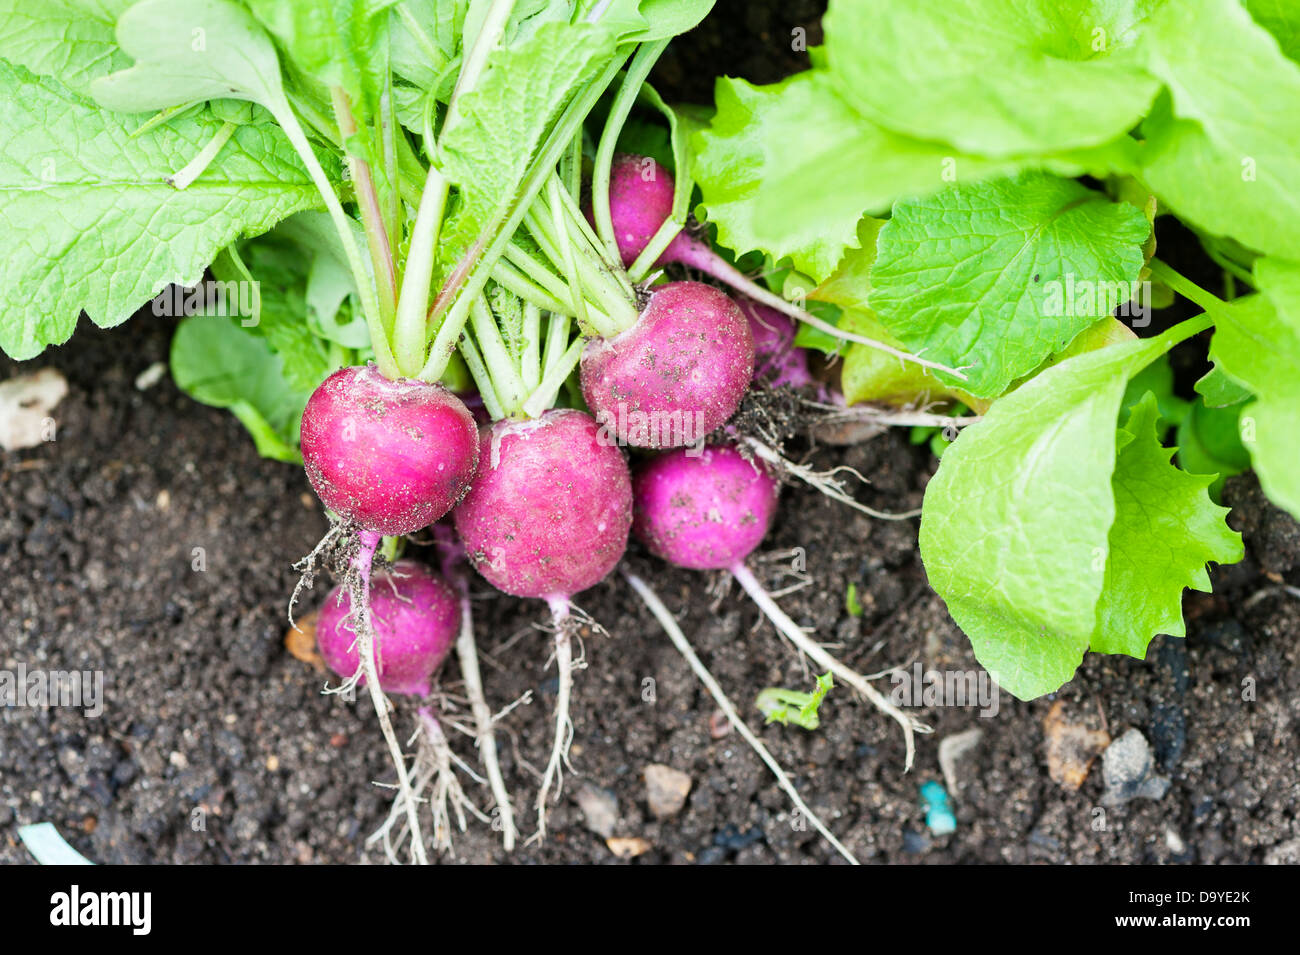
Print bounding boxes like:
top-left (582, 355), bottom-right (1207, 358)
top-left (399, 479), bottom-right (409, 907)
top-left (1138, 0), bottom-right (1300, 259)
top-left (693, 71), bottom-right (1022, 281)
top-left (919, 321), bottom-right (1202, 699)
top-left (823, 0), bottom-right (1160, 158)
top-left (870, 172), bottom-right (1151, 397)
top-left (1091, 394), bottom-right (1243, 657)
top-left (0, 61), bottom-right (327, 360)
top-left (92, 0), bottom-right (289, 113)
top-left (1207, 268), bottom-right (1300, 519)
top-left (0, 0), bottom-right (131, 97)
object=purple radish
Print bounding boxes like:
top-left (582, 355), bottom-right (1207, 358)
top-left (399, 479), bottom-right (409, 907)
top-left (301, 363), bottom-right (479, 535)
top-left (631, 444), bottom-right (923, 768)
top-left (297, 362), bottom-right (477, 862)
top-left (602, 152), bottom-right (697, 268)
top-left (602, 153), bottom-right (964, 380)
top-left (453, 409), bottom-right (633, 600)
top-left (316, 559), bottom-right (458, 697)
top-left (452, 407), bottom-right (633, 833)
top-left (739, 298), bottom-right (815, 390)
top-left (633, 444), bottom-right (779, 570)
top-left (580, 280), bottom-right (754, 449)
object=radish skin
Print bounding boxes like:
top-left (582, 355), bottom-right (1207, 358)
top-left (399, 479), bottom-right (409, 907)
top-left (580, 281), bottom-right (754, 449)
top-left (453, 409), bottom-right (632, 600)
top-left (301, 364), bottom-right (479, 535)
top-left (739, 299), bottom-right (816, 391)
top-left (316, 559), bottom-right (458, 697)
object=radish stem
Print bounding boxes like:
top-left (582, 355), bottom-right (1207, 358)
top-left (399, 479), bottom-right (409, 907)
top-left (672, 239), bottom-right (970, 382)
top-left (592, 39), bottom-right (671, 263)
top-left (166, 121), bottom-right (236, 189)
top-left (331, 87), bottom-right (398, 332)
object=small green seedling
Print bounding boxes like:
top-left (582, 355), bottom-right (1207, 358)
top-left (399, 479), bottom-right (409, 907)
top-left (755, 672), bottom-right (834, 730)
top-left (845, 582), bottom-right (863, 618)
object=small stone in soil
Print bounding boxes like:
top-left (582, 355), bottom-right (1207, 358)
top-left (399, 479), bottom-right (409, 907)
top-left (575, 783), bottom-right (619, 839)
top-left (1043, 699), bottom-right (1110, 791)
top-left (1101, 729), bottom-right (1171, 806)
top-left (644, 763), bottom-right (692, 819)
top-left (902, 829), bottom-right (931, 854)
top-left (605, 836), bottom-right (652, 859)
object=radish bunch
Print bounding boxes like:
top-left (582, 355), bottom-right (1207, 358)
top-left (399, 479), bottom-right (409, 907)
top-left (292, 136), bottom-right (929, 862)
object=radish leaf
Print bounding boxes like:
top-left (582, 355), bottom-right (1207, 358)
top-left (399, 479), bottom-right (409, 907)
top-left (1091, 393), bottom-right (1243, 658)
top-left (1138, 0), bottom-right (1300, 259)
top-left (1206, 264), bottom-right (1300, 520)
top-left (871, 172), bottom-right (1150, 398)
top-left (823, 0), bottom-right (1159, 158)
top-left (0, 61), bottom-right (328, 360)
top-left (0, 0), bottom-right (129, 97)
top-left (919, 322), bottom-right (1205, 699)
top-left (693, 71), bottom-right (1022, 281)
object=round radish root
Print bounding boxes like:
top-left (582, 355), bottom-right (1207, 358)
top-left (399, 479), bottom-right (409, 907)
top-left (452, 408), bottom-right (633, 600)
top-left (301, 364), bottom-right (479, 535)
top-left (316, 559), bottom-right (458, 696)
top-left (740, 299), bottom-right (814, 390)
top-left (633, 444), bottom-right (779, 570)
top-left (603, 153), bottom-right (696, 268)
top-left (580, 281), bottom-right (754, 449)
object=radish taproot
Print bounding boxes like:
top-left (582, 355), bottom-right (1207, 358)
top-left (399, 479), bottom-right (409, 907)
top-left (452, 407), bottom-right (633, 833)
top-left (580, 281), bottom-right (754, 449)
top-left (631, 444), bottom-right (927, 768)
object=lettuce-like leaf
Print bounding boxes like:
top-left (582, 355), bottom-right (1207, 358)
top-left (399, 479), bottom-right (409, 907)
top-left (693, 71), bottom-right (1021, 281)
top-left (919, 319), bottom-right (1228, 699)
top-left (1091, 393), bottom-right (1243, 657)
top-left (823, 0), bottom-right (1159, 158)
top-left (1206, 265), bottom-right (1300, 519)
top-left (1138, 0), bottom-right (1300, 259)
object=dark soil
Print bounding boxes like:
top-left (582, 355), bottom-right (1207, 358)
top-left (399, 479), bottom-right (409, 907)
top-left (3, 313), bottom-right (1298, 865)
top-left (3, 3), bottom-right (1299, 866)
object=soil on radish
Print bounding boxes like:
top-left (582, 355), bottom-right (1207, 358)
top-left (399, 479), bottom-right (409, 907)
top-left (2, 1), bottom-right (1298, 865)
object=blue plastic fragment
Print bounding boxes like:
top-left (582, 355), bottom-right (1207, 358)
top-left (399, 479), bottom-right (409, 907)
top-left (17, 822), bottom-right (95, 865)
top-left (920, 780), bottom-right (957, 836)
